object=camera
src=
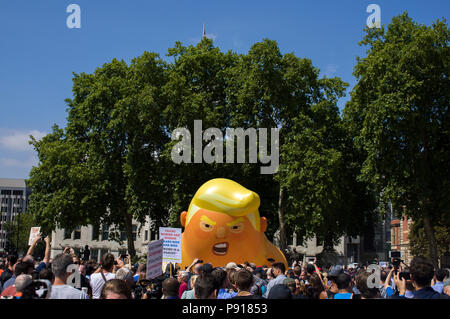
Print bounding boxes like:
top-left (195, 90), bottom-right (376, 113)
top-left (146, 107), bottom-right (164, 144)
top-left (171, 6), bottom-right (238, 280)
top-left (392, 258), bottom-right (403, 270)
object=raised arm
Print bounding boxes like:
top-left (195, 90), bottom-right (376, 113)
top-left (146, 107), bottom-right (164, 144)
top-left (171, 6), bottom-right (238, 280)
top-left (385, 268), bottom-right (394, 290)
top-left (313, 258), bottom-right (323, 282)
top-left (43, 236), bottom-right (51, 265)
top-left (26, 233), bottom-right (42, 256)
top-left (187, 258), bottom-right (199, 273)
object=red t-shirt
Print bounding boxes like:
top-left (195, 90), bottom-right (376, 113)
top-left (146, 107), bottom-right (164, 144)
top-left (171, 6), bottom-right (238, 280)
top-left (1, 285), bottom-right (19, 297)
top-left (178, 282), bottom-right (188, 298)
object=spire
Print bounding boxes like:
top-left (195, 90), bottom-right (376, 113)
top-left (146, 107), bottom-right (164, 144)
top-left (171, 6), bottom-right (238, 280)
top-left (203, 23), bottom-right (206, 39)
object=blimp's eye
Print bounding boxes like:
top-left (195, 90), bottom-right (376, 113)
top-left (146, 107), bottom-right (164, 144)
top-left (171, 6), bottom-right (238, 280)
top-left (229, 223), bottom-right (244, 233)
top-left (200, 221), bottom-right (214, 232)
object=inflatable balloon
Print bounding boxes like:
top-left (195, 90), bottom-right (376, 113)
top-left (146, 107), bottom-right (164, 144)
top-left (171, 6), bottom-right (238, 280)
top-left (179, 178), bottom-right (288, 269)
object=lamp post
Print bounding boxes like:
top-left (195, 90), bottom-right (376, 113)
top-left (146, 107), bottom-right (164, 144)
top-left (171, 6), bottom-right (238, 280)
top-left (16, 206), bottom-right (22, 254)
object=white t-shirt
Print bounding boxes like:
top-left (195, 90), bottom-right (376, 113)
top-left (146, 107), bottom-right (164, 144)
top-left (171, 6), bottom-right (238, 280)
top-left (89, 272), bottom-right (115, 299)
top-left (50, 285), bottom-right (90, 299)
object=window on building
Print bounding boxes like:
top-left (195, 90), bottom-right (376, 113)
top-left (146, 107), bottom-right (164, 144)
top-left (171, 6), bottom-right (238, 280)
top-left (1, 190), bottom-right (11, 195)
top-left (132, 225), bottom-right (137, 241)
top-left (315, 237), bottom-right (323, 246)
top-left (74, 226), bottom-right (81, 240)
top-left (64, 229), bottom-right (72, 240)
top-left (91, 248), bottom-right (99, 262)
top-left (150, 230), bottom-right (157, 241)
top-left (100, 248), bottom-right (109, 259)
top-left (120, 229), bottom-right (127, 241)
top-left (92, 225), bottom-right (99, 241)
top-left (101, 225), bottom-right (109, 241)
top-left (145, 230), bottom-right (148, 241)
top-left (12, 190), bottom-right (23, 196)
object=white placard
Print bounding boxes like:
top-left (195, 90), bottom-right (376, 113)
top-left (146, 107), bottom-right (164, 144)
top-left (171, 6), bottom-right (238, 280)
top-left (146, 239), bottom-right (163, 280)
top-left (28, 227), bottom-right (41, 246)
top-left (159, 227), bottom-right (182, 264)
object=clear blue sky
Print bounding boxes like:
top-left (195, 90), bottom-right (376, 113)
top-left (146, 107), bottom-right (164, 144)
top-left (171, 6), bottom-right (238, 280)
top-left (0, 0), bottom-right (448, 178)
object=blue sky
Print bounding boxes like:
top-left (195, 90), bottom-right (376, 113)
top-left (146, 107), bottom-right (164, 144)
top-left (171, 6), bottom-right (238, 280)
top-left (0, 0), bottom-right (448, 178)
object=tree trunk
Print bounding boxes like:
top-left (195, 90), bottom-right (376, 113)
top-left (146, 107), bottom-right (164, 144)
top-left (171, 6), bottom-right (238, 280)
top-left (125, 213), bottom-right (136, 257)
top-left (323, 233), bottom-right (335, 252)
top-left (423, 213), bottom-right (439, 268)
top-left (277, 186), bottom-right (287, 253)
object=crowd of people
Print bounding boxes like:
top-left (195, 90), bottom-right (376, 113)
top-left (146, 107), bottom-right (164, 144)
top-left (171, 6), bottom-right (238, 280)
top-left (0, 235), bottom-right (449, 299)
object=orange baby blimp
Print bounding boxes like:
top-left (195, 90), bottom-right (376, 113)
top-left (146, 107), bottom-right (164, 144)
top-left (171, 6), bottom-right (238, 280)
top-left (179, 178), bottom-right (288, 269)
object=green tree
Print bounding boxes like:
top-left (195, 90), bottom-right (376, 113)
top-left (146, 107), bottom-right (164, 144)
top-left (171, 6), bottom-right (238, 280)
top-left (28, 53), bottom-right (170, 256)
top-left (3, 212), bottom-right (35, 255)
top-left (409, 219), bottom-right (450, 264)
top-left (344, 13), bottom-right (450, 267)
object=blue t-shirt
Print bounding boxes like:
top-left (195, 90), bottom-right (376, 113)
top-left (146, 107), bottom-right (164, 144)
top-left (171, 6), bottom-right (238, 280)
top-left (217, 288), bottom-right (238, 299)
top-left (333, 293), bottom-right (353, 299)
top-left (36, 261), bottom-right (46, 273)
top-left (2, 276), bottom-right (16, 290)
top-left (385, 286), bottom-right (394, 297)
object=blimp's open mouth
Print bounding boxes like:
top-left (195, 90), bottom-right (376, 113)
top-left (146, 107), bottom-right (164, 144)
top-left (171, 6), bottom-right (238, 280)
top-left (212, 242), bottom-right (228, 255)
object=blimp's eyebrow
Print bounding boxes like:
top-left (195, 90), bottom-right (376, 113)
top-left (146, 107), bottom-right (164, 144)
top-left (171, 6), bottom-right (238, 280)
top-left (227, 217), bottom-right (244, 227)
top-left (200, 215), bottom-right (216, 225)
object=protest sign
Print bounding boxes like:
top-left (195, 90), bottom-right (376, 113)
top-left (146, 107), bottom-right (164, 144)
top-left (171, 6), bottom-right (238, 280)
top-left (28, 227), bottom-right (41, 246)
top-left (159, 227), bottom-right (182, 264)
top-left (146, 239), bottom-right (163, 279)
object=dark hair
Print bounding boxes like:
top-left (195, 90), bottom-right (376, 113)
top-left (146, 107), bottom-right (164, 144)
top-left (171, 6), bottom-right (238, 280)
top-left (101, 279), bottom-right (132, 299)
top-left (286, 269), bottom-right (295, 278)
top-left (305, 273), bottom-right (324, 299)
top-left (271, 262), bottom-right (285, 274)
top-left (293, 266), bottom-right (302, 277)
top-left (234, 269), bottom-right (254, 291)
top-left (211, 268), bottom-right (227, 289)
top-left (380, 271), bottom-right (388, 282)
top-left (194, 271), bottom-right (217, 299)
top-left (14, 261), bottom-right (34, 276)
top-left (335, 273), bottom-right (351, 290)
top-left (7, 255), bottom-right (18, 266)
top-left (410, 256), bottom-right (434, 287)
top-left (38, 268), bottom-right (55, 282)
top-left (101, 253), bottom-right (115, 272)
top-left (138, 263), bottom-right (147, 273)
top-left (435, 268), bottom-right (448, 282)
top-left (355, 271), bottom-right (380, 299)
top-left (306, 264), bottom-right (315, 275)
top-left (162, 277), bottom-right (180, 298)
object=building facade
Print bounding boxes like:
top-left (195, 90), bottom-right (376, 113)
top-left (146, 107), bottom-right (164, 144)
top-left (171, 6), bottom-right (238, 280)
top-left (0, 178), bottom-right (32, 254)
top-left (288, 215), bottom-right (392, 265)
top-left (50, 216), bottom-right (157, 262)
top-left (390, 215), bottom-right (412, 265)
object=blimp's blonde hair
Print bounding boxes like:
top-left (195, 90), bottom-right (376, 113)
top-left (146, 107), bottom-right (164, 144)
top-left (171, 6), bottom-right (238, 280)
top-left (185, 178), bottom-right (262, 231)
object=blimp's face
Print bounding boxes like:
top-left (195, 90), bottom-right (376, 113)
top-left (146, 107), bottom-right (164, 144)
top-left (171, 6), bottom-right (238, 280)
top-left (182, 208), bottom-right (263, 266)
